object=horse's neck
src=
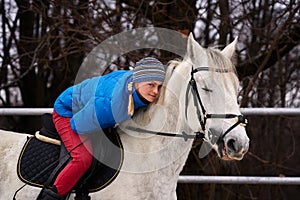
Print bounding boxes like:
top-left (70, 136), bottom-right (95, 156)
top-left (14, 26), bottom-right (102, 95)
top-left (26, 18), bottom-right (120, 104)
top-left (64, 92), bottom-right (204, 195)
top-left (118, 61), bottom-right (194, 184)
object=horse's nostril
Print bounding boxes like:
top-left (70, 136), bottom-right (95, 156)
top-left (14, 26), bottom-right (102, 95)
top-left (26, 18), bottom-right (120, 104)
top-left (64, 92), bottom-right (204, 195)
top-left (227, 139), bottom-right (237, 152)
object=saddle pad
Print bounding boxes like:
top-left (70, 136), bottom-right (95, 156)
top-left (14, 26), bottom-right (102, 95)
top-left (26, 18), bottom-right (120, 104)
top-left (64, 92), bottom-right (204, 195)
top-left (17, 136), bottom-right (60, 187)
top-left (17, 132), bottom-right (124, 193)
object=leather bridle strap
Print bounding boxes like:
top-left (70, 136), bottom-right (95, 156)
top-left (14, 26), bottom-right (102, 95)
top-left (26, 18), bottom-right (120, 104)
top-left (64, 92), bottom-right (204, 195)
top-left (189, 66), bottom-right (248, 138)
top-left (189, 73), bottom-right (207, 131)
top-left (206, 114), bottom-right (248, 139)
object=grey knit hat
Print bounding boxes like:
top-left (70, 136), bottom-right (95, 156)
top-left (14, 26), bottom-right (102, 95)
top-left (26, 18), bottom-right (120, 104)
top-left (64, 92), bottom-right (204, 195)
top-left (133, 57), bottom-right (165, 83)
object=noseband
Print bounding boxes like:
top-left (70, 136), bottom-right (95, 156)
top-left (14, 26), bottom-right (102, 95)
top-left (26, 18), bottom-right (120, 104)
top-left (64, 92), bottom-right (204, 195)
top-left (189, 66), bottom-right (248, 140)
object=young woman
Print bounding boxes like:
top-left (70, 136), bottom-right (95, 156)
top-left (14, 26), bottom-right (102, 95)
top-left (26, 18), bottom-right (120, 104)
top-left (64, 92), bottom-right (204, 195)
top-left (37, 57), bottom-right (165, 200)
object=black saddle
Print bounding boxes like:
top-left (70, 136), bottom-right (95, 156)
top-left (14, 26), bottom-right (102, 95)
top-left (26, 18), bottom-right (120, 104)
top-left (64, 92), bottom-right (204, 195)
top-left (17, 113), bottom-right (124, 195)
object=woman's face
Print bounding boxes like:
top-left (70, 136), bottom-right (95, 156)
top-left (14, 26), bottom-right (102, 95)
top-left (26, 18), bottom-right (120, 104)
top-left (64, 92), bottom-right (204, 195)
top-left (134, 81), bottom-right (163, 102)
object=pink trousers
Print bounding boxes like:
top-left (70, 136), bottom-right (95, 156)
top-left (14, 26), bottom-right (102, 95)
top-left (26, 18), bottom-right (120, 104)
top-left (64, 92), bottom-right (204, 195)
top-left (52, 111), bottom-right (93, 195)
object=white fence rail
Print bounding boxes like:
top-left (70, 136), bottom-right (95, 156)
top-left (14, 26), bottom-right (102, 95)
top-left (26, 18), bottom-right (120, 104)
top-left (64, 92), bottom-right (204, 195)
top-left (241, 108), bottom-right (300, 116)
top-left (178, 176), bottom-right (300, 185)
top-left (0, 108), bottom-right (53, 115)
top-left (0, 107), bottom-right (299, 185)
top-left (0, 107), bottom-right (300, 116)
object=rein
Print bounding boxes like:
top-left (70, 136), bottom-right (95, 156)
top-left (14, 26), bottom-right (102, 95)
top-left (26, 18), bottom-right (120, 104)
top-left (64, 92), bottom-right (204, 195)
top-left (125, 126), bottom-right (205, 141)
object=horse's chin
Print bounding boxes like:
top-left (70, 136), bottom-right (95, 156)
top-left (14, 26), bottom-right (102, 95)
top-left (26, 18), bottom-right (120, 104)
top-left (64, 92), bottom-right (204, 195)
top-left (220, 146), bottom-right (235, 161)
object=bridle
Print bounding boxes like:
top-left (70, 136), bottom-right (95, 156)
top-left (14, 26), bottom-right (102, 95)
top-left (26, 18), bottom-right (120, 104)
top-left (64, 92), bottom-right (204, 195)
top-left (126, 66), bottom-right (248, 142)
top-left (188, 66), bottom-right (248, 142)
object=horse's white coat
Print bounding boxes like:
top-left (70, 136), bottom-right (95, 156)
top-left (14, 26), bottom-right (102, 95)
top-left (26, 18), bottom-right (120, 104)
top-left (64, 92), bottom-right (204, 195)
top-left (0, 34), bottom-right (249, 199)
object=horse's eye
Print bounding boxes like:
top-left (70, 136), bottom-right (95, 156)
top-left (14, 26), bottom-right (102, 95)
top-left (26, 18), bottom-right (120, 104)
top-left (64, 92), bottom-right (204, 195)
top-left (202, 87), bottom-right (213, 92)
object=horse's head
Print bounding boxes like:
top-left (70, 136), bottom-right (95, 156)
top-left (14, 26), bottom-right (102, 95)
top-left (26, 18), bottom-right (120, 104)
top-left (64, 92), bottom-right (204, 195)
top-left (182, 34), bottom-right (250, 160)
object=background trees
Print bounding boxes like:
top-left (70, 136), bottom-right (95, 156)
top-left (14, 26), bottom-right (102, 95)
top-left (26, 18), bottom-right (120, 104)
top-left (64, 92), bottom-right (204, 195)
top-left (0, 0), bottom-right (299, 199)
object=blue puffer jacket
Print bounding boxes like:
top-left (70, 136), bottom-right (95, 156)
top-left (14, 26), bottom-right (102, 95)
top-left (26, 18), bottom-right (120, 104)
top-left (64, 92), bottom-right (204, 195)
top-left (54, 70), bottom-right (149, 134)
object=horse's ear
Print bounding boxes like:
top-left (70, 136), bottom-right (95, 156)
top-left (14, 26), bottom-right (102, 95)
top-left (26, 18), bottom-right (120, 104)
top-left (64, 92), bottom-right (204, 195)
top-left (186, 33), bottom-right (195, 59)
top-left (221, 37), bottom-right (238, 59)
top-left (186, 33), bottom-right (204, 61)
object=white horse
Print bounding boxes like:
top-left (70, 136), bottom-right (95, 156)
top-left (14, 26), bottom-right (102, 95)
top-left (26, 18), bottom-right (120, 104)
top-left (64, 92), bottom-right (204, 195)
top-left (0, 34), bottom-right (249, 200)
